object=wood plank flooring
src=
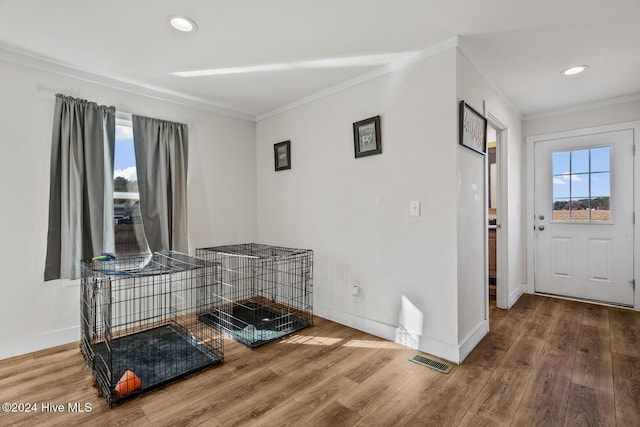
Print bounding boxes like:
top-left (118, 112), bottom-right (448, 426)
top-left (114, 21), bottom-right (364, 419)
top-left (1, 293), bottom-right (639, 426)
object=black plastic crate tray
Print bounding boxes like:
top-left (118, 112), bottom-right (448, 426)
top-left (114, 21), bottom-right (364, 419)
top-left (200, 302), bottom-right (309, 348)
top-left (92, 323), bottom-right (220, 405)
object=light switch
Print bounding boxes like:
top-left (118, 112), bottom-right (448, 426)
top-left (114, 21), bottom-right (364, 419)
top-left (410, 201), bottom-right (421, 217)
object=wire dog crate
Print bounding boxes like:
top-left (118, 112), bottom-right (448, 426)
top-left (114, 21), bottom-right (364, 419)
top-left (195, 244), bottom-right (313, 348)
top-left (80, 251), bottom-right (223, 407)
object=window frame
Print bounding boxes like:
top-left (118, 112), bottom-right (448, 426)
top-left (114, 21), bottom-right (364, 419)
top-left (551, 145), bottom-right (612, 224)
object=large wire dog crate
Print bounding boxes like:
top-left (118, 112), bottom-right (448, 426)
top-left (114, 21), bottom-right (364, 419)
top-left (80, 251), bottom-right (223, 406)
top-left (195, 244), bottom-right (313, 348)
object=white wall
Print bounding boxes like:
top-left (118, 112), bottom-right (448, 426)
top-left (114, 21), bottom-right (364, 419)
top-left (0, 59), bottom-right (257, 360)
top-left (256, 49), bottom-right (462, 361)
top-left (0, 42), bottom-right (533, 363)
top-left (455, 139), bottom-right (487, 355)
top-left (524, 100), bottom-right (640, 137)
top-left (456, 51), bottom-right (525, 349)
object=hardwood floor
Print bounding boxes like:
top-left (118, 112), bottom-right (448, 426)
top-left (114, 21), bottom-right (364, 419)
top-left (1, 294), bottom-right (639, 426)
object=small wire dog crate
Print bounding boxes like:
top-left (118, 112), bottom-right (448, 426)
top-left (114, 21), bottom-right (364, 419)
top-left (196, 244), bottom-right (313, 348)
top-left (81, 251), bottom-right (223, 406)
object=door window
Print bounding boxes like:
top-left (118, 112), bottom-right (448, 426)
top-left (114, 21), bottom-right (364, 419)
top-left (552, 146), bottom-right (611, 222)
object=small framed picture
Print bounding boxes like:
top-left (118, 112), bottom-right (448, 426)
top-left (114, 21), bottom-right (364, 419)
top-left (274, 140), bottom-right (291, 171)
top-left (459, 101), bottom-right (487, 155)
top-left (353, 116), bottom-right (382, 158)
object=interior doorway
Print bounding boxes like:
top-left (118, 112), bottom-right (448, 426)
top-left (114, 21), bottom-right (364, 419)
top-left (486, 113), bottom-right (509, 312)
top-left (487, 125), bottom-right (498, 305)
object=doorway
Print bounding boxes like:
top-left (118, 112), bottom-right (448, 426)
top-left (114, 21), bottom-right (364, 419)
top-left (486, 115), bottom-right (508, 311)
top-left (532, 129), bottom-right (634, 306)
top-left (487, 125), bottom-right (498, 305)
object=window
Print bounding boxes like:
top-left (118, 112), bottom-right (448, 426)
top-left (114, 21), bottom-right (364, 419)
top-left (552, 146), bottom-right (611, 222)
top-left (114, 116), bottom-right (149, 254)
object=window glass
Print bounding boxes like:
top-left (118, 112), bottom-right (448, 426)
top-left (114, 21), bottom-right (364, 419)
top-left (590, 147), bottom-right (610, 173)
top-left (552, 151), bottom-right (570, 176)
top-left (552, 146), bottom-right (611, 222)
top-left (571, 149), bottom-right (589, 174)
top-left (591, 172), bottom-right (610, 197)
top-left (114, 122), bottom-right (149, 255)
top-left (552, 198), bottom-right (571, 221)
top-left (591, 172), bottom-right (610, 222)
top-left (571, 174), bottom-right (589, 199)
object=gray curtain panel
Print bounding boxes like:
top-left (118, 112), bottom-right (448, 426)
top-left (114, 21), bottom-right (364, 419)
top-left (132, 115), bottom-right (189, 253)
top-left (44, 94), bottom-right (115, 281)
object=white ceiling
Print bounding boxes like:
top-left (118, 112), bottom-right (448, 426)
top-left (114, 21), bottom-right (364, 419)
top-left (1, 0), bottom-right (639, 120)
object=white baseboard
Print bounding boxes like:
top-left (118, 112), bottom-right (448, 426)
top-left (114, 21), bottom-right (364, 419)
top-left (314, 304), bottom-right (463, 364)
top-left (5, 310), bottom-right (489, 366)
top-left (314, 304), bottom-right (397, 342)
top-left (0, 326), bottom-right (80, 360)
top-left (458, 320), bottom-right (488, 363)
top-left (419, 338), bottom-right (462, 365)
top-left (509, 284), bottom-right (525, 308)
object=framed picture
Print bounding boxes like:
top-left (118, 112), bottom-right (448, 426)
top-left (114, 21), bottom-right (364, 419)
top-left (274, 140), bottom-right (291, 171)
top-left (459, 101), bottom-right (487, 155)
top-left (353, 116), bottom-right (382, 158)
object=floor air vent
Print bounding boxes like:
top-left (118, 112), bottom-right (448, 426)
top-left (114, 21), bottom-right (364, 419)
top-left (409, 354), bottom-right (452, 374)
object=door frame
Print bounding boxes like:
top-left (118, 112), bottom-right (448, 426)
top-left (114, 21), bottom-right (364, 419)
top-left (486, 113), bottom-right (510, 310)
top-left (526, 120), bottom-right (640, 310)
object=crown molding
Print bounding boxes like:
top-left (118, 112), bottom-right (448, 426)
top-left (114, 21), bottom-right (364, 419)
top-left (5, 41), bottom-right (638, 126)
top-left (0, 46), bottom-right (256, 121)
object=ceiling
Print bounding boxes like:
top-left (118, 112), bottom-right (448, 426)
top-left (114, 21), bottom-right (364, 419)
top-left (1, 0), bottom-right (639, 120)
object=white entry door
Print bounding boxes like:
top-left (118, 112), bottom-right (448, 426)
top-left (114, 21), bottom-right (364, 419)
top-left (534, 129), bottom-right (634, 306)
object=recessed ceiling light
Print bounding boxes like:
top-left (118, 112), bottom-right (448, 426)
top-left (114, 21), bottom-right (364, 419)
top-left (562, 65), bottom-right (588, 76)
top-left (170, 16), bottom-right (197, 32)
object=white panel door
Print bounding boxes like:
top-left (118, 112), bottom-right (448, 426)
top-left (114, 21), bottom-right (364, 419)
top-left (534, 129), bottom-right (634, 306)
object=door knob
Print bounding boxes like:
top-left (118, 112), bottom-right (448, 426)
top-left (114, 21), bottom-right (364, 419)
top-left (538, 225), bottom-right (545, 231)
top-left (538, 215), bottom-right (545, 220)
